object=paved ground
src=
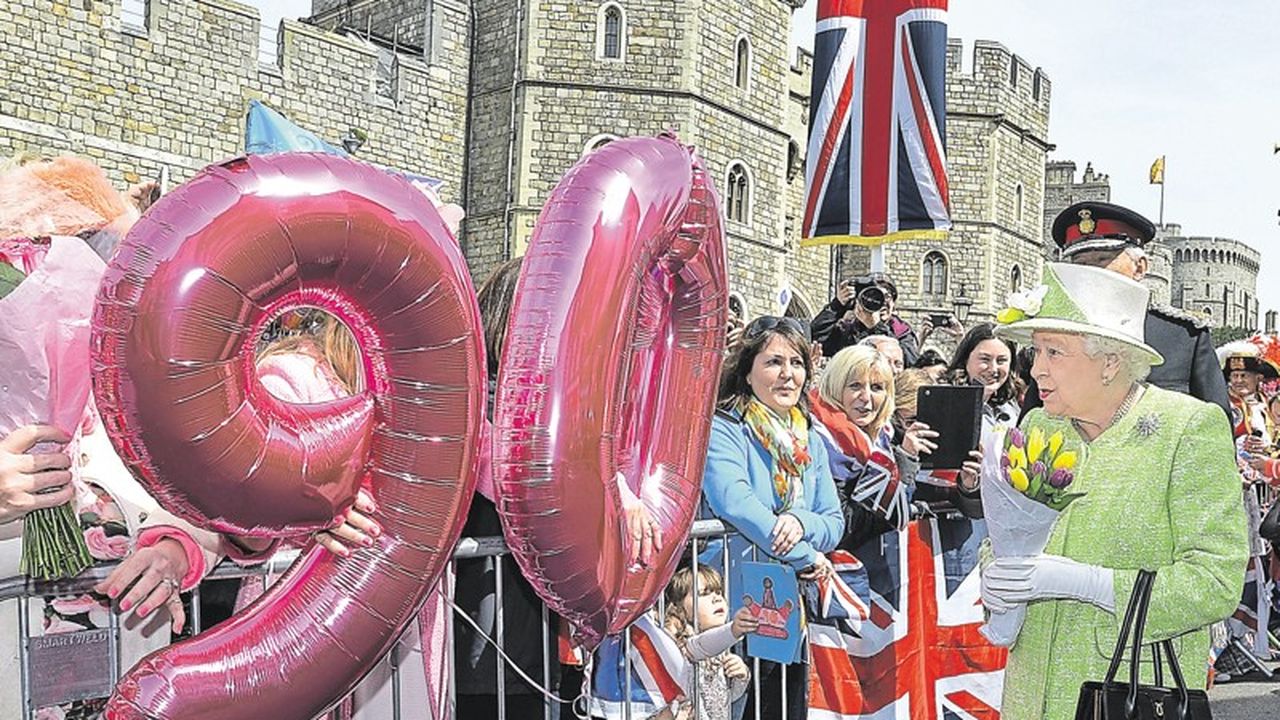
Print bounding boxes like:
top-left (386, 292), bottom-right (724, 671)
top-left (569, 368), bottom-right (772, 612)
top-left (1209, 659), bottom-right (1280, 720)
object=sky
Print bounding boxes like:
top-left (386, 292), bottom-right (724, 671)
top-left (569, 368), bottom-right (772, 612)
top-left (792, 0), bottom-right (1280, 315)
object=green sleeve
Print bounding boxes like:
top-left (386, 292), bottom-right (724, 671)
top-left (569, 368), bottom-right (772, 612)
top-left (1111, 402), bottom-right (1249, 642)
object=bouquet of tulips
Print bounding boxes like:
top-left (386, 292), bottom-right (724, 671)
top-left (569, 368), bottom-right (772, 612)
top-left (1001, 426), bottom-right (1084, 512)
top-left (978, 424), bottom-right (1086, 645)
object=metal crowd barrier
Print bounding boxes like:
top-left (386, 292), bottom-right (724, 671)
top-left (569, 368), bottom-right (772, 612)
top-left (4, 506), bottom-right (968, 720)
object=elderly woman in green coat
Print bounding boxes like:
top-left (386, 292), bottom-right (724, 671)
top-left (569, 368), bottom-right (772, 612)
top-left (980, 263), bottom-right (1248, 720)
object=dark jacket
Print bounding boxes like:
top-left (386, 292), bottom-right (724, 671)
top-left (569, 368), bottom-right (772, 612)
top-left (1021, 305), bottom-right (1231, 422)
top-left (812, 299), bottom-right (920, 365)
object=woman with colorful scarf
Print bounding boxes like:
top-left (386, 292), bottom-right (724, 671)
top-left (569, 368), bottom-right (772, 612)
top-left (809, 345), bottom-right (939, 552)
top-left (700, 316), bottom-right (844, 720)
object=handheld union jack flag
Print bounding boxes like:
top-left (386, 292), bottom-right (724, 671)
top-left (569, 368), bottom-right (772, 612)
top-left (803, 0), bottom-right (951, 246)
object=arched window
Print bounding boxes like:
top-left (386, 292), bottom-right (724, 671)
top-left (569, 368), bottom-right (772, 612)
top-left (1008, 56), bottom-right (1019, 87)
top-left (1010, 264), bottom-right (1022, 294)
top-left (726, 163), bottom-right (750, 224)
top-left (922, 251), bottom-right (948, 297)
top-left (786, 139), bottom-right (801, 182)
top-left (735, 36), bottom-right (751, 91)
top-left (598, 3), bottom-right (625, 60)
top-left (1014, 183), bottom-right (1024, 222)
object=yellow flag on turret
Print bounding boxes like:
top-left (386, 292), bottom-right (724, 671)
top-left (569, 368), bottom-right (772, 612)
top-left (1149, 156), bottom-right (1165, 185)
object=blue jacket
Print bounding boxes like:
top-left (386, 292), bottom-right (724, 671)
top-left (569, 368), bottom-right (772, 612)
top-left (700, 408), bottom-right (845, 592)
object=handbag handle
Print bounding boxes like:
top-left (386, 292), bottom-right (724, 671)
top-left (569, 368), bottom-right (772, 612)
top-left (1124, 569), bottom-right (1158, 719)
top-left (1102, 570), bottom-right (1154, 686)
top-left (1106, 570), bottom-right (1195, 720)
top-left (1158, 639), bottom-right (1193, 720)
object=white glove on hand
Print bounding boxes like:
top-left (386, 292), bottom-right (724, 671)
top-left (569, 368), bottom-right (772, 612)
top-left (981, 555), bottom-right (1115, 613)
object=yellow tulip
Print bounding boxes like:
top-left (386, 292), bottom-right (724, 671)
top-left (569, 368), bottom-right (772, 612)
top-left (1008, 445), bottom-right (1027, 469)
top-left (1027, 426), bottom-right (1046, 463)
top-left (1010, 467), bottom-right (1030, 492)
top-left (1048, 431), bottom-right (1064, 458)
top-left (1053, 450), bottom-right (1077, 471)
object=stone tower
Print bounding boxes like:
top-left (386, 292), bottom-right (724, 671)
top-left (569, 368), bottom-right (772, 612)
top-left (837, 39), bottom-right (1053, 330)
top-left (1164, 228), bottom-right (1260, 330)
top-left (1042, 160), bottom-right (1111, 259)
top-left (459, 0), bottom-right (825, 318)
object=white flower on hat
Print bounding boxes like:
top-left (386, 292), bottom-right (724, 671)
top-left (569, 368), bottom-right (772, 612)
top-left (997, 284), bottom-right (1048, 325)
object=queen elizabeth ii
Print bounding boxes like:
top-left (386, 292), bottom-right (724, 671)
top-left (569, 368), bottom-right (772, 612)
top-left (981, 263), bottom-right (1248, 720)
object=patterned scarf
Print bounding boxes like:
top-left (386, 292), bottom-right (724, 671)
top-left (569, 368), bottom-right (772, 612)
top-left (740, 397), bottom-right (812, 512)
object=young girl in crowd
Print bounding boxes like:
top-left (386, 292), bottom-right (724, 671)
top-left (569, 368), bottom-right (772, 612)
top-left (659, 566), bottom-right (757, 720)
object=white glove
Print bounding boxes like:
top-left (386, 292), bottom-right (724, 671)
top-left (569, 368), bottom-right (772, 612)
top-left (981, 555), bottom-right (1115, 613)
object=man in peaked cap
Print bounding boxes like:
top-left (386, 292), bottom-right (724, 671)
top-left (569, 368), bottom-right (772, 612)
top-left (1021, 200), bottom-right (1230, 418)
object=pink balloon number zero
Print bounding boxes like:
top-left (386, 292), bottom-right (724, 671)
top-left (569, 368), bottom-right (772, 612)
top-left (92, 153), bottom-right (485, 719)
top-left (494, 134), bottom-right (728, 649)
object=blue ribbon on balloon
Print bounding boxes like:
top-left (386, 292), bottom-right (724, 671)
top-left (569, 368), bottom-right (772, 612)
top-left (244, 100), bottom-right (444, 192)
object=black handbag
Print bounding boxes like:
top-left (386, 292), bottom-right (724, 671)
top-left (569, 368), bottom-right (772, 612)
top-left (1074, 569), bottom-right (1212, 720)
top-left (1260, 500), bottom-right (1280, 544)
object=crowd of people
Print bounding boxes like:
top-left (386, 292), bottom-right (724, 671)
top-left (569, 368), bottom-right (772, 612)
top-left (0, 147), bottom-right (1270, 720)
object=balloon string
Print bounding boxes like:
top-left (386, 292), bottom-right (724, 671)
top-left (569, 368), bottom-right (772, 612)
top-left (444, 591), bottom-right (585, 710)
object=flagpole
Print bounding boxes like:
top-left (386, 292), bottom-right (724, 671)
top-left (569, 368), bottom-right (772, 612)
top-left (870, 245), bottom-right (885, 273)
top-left (1158, 156), bottom-right (1166, 228)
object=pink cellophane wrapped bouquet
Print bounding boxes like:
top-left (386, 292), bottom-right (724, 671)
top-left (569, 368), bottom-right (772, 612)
top-left (0, 236), bottom-right (107, 578)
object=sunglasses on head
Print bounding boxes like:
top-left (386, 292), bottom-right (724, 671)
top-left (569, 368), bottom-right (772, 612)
top-left (743, 315), bottom-right (810, 342)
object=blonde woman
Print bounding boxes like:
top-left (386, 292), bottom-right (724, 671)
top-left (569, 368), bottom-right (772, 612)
top-left (808, 346), bottom-right (936, 552)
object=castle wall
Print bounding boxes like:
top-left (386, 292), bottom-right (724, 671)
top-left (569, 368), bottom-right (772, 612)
top-left (0, 0), bottom-right (470, 219)
top-left (466, 0), bottom-right (826, 316)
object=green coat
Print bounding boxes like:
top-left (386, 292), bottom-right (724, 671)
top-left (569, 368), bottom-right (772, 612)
top-left (1002, 386), bottom-right (1248, 720)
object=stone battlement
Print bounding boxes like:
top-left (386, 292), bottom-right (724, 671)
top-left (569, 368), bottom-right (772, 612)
top-left (0, 0), bottom-right (469, 197)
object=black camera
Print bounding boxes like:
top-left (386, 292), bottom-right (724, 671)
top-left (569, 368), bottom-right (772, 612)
top-left (856, 285), bottom-right (887, 313)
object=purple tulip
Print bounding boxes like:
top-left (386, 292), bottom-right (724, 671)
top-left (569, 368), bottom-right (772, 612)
top-left (1048, 469), bottom-right (1073, 489)
top-left (1009, 428), bottom-right (1026, 448)
top-left (1001, 455), bottom-right (1011, 471)
top-left (1031, 460), bottom-right (1046, 481)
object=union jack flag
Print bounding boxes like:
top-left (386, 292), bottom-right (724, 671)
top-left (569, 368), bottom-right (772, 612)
top-left (808, 519), bottom-right (1008, 720)
top-left (802, 0), bottom-right (951, 246)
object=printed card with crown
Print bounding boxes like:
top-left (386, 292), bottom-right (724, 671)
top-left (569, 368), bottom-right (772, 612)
top-left (737, 561), bottom-right (803, 664)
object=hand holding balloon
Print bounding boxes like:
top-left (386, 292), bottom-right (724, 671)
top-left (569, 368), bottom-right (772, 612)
top-left (623, 506), bottom-right (663, 568)
top-left (312, 488), bottom-right (382, 558)
top-left (94, 538), bottom-right (190, 633)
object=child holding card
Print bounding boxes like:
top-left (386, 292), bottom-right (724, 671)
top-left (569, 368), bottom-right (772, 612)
top-left (660, 566), bottom-right (757, 720)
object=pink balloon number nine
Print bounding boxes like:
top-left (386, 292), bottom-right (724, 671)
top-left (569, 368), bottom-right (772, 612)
top-left (93, 154), bottom-right (485, 719)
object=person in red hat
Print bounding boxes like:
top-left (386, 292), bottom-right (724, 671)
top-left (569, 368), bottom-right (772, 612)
top-left (1020, 201), bottom-right (1230, 419)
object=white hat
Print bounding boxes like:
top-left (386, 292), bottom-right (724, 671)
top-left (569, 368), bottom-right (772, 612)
top-left (993, 263), bottom-right (1163, 366)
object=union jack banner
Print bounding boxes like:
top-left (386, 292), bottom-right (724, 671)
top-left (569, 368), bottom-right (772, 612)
top-left (589, 614), bottom-right (689, 718)
top-left (803, 0), bottom-right (951, 246)
top-left (808, 519), bottom-right (1008, 720)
